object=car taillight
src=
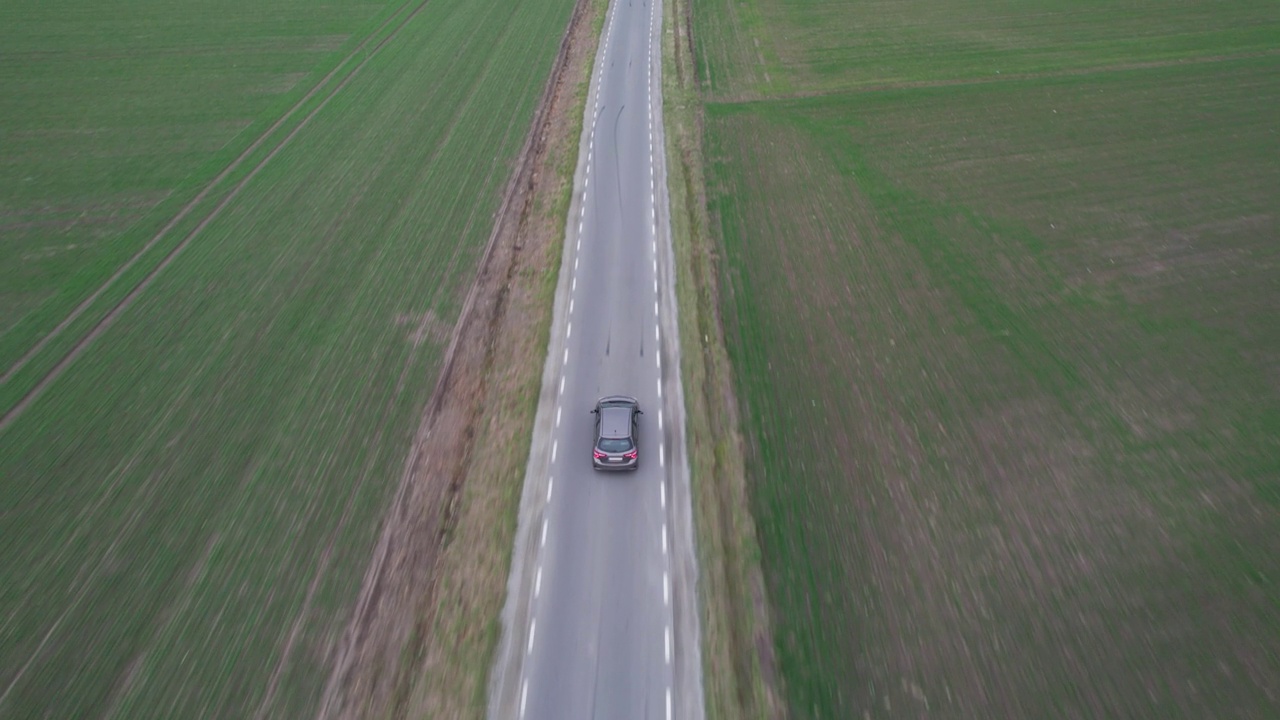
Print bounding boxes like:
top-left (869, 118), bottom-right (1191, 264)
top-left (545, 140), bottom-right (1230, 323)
top-left (593, 450), bottom-right (607, 460)
top-left (624, 450), bottom-right (637, 460)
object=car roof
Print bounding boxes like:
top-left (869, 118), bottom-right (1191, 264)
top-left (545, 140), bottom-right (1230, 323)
top-left (600, 406), bottom-right (634, 438)
top-left (596, 394), bottom-right (638, 408)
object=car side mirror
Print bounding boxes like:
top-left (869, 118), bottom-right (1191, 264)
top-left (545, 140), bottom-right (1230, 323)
top-left (590, 408), bottom-right (598, 414)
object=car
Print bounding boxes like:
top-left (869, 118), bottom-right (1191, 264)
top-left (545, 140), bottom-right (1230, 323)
top-left (591, 395), bottom-right (642, 471)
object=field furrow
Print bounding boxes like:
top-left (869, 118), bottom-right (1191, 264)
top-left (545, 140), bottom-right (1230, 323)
top-left (0, 0), bottom-right (577, 715)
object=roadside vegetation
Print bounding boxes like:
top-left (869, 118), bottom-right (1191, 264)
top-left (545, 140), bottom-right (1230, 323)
top-left (691, 0), bottom-right (1280, 716)
top-left (379, 0), bottom-right (609, 714)
top-left (0, 0), bottom-right (577, 715)
top-left (661, 0), bottom-right (781, 716)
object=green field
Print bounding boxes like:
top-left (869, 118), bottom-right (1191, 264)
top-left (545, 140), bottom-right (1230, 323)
top-left (694, 0), bottom-right (1280, 717)
top-left (0, 0), bottom-right (575, 715)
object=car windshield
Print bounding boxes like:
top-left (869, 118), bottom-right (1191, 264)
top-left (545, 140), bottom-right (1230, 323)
top-left (598, 437), bottom-right (633, 453)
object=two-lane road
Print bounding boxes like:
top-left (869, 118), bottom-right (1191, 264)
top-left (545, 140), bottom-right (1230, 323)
top-left (490, 0), bottom-right (702, 717)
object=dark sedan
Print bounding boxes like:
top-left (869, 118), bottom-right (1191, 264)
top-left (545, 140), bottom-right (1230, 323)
top-left (591, 395), bottom-right (642, 471)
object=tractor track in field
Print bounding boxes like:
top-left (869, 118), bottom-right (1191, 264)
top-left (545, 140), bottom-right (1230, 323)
top-left (312, 0), bottom-right (597, 714)
top-left (0, 0), bottom-right (436, 434)
top-left (709, 48), bottom-right (1280, 105)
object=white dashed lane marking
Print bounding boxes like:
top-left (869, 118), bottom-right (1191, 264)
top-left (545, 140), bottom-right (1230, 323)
top-left (531, 3), bottom-right (678, 716)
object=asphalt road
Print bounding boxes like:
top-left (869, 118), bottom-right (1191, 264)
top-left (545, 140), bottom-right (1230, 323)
top-left (489, 0), bottom-right (703, 718)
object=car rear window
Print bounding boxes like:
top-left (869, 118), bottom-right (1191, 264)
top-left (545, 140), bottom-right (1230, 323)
top-left (599, 437), bottom-right (633, 453)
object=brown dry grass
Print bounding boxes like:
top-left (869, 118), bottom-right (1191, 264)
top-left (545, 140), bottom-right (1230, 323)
top-left (313, 0), bottom-right (607, 716)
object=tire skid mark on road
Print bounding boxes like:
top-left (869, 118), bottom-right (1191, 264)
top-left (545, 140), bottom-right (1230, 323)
top-left (519, 0), bottom-right (625, 710)
top-left (521, 0), bottom-right (690, 713)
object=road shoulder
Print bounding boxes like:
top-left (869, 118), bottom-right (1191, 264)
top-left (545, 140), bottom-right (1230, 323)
top-left (660, 0), bottom-right (784, 716)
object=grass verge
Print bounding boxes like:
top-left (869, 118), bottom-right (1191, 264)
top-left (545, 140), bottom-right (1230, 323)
top-left (661, 0), bottom-right (782, 716)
